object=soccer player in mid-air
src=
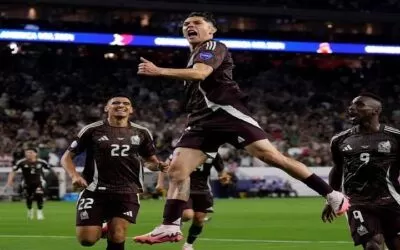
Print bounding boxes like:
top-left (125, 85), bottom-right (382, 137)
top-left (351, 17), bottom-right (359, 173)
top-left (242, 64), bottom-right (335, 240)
top-left (5, 147), bottom-right (50, 220)
top-left (61, 95), bottom-right (168, 250)
top-left (156, 153), bottom-right (230, 250)
top-left (322, 93), bottom-right (400, 250)
top-left (134, 12), bottom-right (349, 244)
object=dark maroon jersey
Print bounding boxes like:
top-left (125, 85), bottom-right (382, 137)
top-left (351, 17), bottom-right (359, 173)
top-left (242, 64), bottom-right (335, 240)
top-left (331, 125), bottom-right (400, 206)
top-left (13, 158), bottom-right (49, 186)
top-left (68, 120), bottom-right (156, 193)
top-left (184, 40), bottom-right (248, 123)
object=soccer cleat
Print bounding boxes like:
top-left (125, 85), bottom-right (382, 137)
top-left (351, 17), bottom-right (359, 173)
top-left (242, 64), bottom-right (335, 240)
top-left (326, 190), bottom-right (350, 215)
top-left (101, 222), bottom-right (108, 239)
top-left (37, 210), bottom-right (44, 220)
top-left (133, 225), bottom-right (183, 245)
top-left (182, 243), bottom-right (194, 250)
top-left (27, 209), bottom-right (34, 220)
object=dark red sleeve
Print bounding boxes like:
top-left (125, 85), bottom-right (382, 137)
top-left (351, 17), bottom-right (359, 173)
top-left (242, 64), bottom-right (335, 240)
top-left (138, 129), bottom-right (156, 158)
top-left (193, 41), bottom-right (227, 70)
top-left (68, 126), bottom-right (92, 155)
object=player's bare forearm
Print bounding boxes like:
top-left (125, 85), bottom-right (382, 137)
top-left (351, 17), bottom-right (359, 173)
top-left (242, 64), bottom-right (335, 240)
top-left (6, 171), bottom-right (15, 186)
top-left (167, 178), bottom-right (190, 201)
top-left (144, 155), bottom-right (168, 172)
top-left (60, 150), bottom-right (79, 178)
top-left (159, 63), bottom-right (212, 81)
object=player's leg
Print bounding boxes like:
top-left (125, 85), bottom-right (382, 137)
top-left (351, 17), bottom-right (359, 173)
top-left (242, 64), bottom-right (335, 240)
top-left (76, 190), bottom-right (103, 246)
top-left (182, 199), bottom-right (194, 223)
top-left (34, 186), bottom-right (45, 220)
top-left (347, 206), bottom-right (384, 250)
top-left (134, 147), bottom-right (208, 244)
top-left (183, 193), bottom-right (214, 250)
top-left (25, 186), bottom-right (34, 219)
top-left (244, 137), bottom-right (348, 214)
top-left (107, 217), bottom-right (129, 250)
top-left (362, 235), bottom-right (385, 250)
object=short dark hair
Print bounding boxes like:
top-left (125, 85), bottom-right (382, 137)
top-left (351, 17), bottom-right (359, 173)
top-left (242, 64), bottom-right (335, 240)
top-left (359, 92), bottom-right (383, 103)
top-left (187, 12), bottom-right (217, 28)
top-left (107, 93), bottom-right (132, 102)
top-left (25, 146), bottom-right (38, 153)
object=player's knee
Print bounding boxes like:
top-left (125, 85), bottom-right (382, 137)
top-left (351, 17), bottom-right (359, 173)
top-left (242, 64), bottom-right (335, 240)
top-left (365, 235), bottom-right (384, 250)
top-left (182, 209), bottom-right (194, 222)
top-left (77, 238), bottom-right (98, 247)
top-left (193, 214), bottom-right (206, 226)
top-left (108, 226), bottom-right (126, 243)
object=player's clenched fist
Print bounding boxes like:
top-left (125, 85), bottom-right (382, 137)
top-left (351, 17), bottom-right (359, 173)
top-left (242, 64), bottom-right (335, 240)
top-left (71, 174), bottom-right (88, 189)
top-left (158, 162), bottom-right (169, 172)
top-left (137, 57), bottom-right (162, 76)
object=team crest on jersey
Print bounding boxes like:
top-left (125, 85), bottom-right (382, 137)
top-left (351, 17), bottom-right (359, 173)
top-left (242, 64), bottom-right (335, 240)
top-left (24, 164), bottom-right (28, 168)
top-left (357, 225), bottom-right (368, 236)
top-left (199, 52), bottom-right (213, 60)
top-left (378, 140), bottom-right (391, 153)
top-left (130, 135), bottom-right (140, 145)
top-left (80, 210), bottom-right (89, 220)
top-left (36, 164), bottom-right (41, 168)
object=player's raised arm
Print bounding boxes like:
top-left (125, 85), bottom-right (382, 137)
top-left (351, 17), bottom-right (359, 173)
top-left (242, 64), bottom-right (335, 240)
top-left (138, 57), bottom-right (213, 81)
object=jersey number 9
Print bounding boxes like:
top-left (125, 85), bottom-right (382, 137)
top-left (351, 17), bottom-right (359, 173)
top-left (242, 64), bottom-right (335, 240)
top-left (111, 144), bottom-right (130, 157)
top-left (359, 153), bottom-right (370, 164)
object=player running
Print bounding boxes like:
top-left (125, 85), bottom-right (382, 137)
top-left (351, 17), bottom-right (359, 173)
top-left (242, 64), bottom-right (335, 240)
top-left (61, 95), bottom-right (168, 250)
top-left (322, 93), bottom-right (400, 250)
top-left (5, 146), bottom-right (50, 220)
top-left (156, 153), bottom-right (229, 250)
top-left (134, 12), bottom-right (349, 244)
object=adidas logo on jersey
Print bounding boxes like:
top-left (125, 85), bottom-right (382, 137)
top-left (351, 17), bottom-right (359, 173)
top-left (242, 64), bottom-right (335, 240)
top-left (98, 136), bottom-right (109, 141)
top-left (342, 145), bottom-right (352, 151)
top-left (123, 211), bottom-right (133, 217)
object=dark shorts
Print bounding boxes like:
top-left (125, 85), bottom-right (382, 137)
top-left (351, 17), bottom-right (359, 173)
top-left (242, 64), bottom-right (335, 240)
top-left (176, 109), bottom-right (268, 153)
top-left (184, 193), bottom-right (214, 213)
top-left (76, 190), bottom-right (140, 226)
top-left (24, 184), bottom-right (44, 198)
top-left (347, 204), bottom-right (400, 246)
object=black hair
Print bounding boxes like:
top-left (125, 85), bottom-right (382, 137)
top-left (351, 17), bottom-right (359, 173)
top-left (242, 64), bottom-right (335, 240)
top-left (186, 12), bottom-right (217, 28)
top-left (106, 93), bottom-right (133, 104)
top-left (359, 92), bottom-right (383, 103)
top-left (25, 146), bottom-right (38, 153)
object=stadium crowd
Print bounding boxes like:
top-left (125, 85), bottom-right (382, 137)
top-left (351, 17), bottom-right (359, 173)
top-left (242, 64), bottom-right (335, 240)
top-left (0, 44), bottom-right (400, 169)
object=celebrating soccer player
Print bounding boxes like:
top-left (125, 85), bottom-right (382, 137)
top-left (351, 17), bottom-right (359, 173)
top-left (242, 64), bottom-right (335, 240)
top-left (61, 95), bottom-right (168, 250)
top-left (322, 93), bottom-right (400, 250)
top-left (134, 12), bottom-right (349, 244)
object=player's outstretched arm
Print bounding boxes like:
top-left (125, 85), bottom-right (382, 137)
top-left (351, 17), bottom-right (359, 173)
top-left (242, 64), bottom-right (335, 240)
top-left (321, 138), bottom-right (344, 223)
top-left (60, 150), bottom-right (87, 189)
top-left (5, 170), bottom-right (16, 187)
top-left (143, 155), bottom-right (169, 172)
top-left (137, 57), bottom-right (213, 81)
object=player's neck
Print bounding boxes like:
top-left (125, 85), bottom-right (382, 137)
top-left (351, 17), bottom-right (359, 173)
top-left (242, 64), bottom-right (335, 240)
top-left (359, 120), bottom-right (380, 133)
top-left (27, 158), bottom-right (36, 163)
top-left (107, 117), bottom-right (128, 127)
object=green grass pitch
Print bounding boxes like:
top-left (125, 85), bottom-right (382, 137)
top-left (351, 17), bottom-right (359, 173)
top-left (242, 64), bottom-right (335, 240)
top-left (0, 198), bottom-right (360, 250)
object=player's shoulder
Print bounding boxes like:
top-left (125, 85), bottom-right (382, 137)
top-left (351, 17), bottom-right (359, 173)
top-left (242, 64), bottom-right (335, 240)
top-left (331, 127), bottom-right (357, 144)
top-left (129, 122), bottom-right (153, 139)
top-left (201, 39), bottom-right (227, 51)
top-left (383, 125), bottom-right (400, 136)
top-left (15, 158), bottom-right (27, 165)
top-left (77, 120), bottom-right (104, 137)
